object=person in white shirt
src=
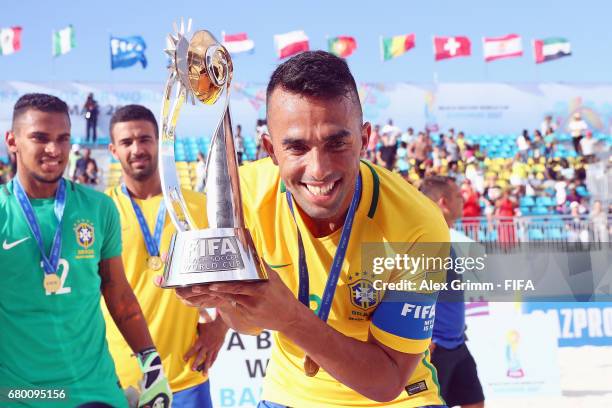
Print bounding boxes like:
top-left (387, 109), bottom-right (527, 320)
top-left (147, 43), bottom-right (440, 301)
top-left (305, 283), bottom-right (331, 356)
top-left (516, 130), bottom-right (530, 161)
top-left (540, 115), bottom-right (556, 135)
top-left (568, 112), bottom-right (588, 154)
top-left (580, 130), bottom-right (597, 160)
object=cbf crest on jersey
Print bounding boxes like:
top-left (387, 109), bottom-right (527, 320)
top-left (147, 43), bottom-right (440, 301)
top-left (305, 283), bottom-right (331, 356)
top-left (74, 220), bottom-right (95, 259)
top-left (348, 273), bottom-right (380, 311)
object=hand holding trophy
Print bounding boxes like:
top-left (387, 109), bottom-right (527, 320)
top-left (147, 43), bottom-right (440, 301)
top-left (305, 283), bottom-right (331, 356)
top-left (159, 19), bottom-right (267, 287)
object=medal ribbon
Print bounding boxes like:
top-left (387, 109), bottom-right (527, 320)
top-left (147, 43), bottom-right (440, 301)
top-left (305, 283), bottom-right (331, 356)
top-left (13, 177), bottom-right (66, 275)
top-left (286, 174), bottom-right (362, 322)
top-left (121, 184), bottom-right (166, 257)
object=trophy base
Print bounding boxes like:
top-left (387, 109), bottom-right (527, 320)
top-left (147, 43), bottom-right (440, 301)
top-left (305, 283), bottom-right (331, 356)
top-left (161, 227), bottom-right (268, 288)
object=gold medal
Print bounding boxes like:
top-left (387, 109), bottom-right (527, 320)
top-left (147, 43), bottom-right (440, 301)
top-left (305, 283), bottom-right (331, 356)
top-left (303, 355), bottom-right (319, 377)
top-left (147, 256), bottom-right (163, 271)
top-left (43, 274), bottom-right (61, 293)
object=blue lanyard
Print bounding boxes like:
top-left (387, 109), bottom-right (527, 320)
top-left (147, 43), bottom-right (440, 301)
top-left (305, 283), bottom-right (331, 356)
top-left (13, 178), bottom-right (66, 275)
top-left (286, 174), bottom-right (362, 322)
top-left (121, 184), bottom-right (166, 257)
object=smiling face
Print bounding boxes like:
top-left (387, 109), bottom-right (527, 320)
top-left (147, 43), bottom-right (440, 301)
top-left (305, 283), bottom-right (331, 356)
top-left (7, 109), bottom-right (71, 184)
top-left (109, 120), bottom-right (158, 182)
top-left (264, 88), bottom-right (369, 226)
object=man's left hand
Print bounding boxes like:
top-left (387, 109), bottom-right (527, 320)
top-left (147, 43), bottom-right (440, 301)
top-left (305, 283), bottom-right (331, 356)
top-left (183, 317), bottom-right (229, 374)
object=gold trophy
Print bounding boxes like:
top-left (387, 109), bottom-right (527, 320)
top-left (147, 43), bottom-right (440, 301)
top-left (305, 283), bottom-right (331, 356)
top-left (159, 19), bottom-right (267, 287)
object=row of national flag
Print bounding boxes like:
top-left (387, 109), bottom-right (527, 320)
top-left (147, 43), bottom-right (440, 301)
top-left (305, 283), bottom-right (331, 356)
top-left (1, 26), bottom-right (572, 68)
top-left (382, 33), bottom-right (571, 63)
top-left (1, 25), bottom-right (75, 57)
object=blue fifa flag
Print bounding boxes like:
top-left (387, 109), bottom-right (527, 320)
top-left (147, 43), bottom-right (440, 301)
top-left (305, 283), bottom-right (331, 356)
top-left (110, 36), bottom-right (147, 69)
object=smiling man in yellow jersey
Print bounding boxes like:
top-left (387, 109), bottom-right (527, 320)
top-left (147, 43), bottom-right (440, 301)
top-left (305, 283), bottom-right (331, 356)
top-left (174, 51), bottom-right (450, 407)
top-left (103, 105), bottom-right (228, 407)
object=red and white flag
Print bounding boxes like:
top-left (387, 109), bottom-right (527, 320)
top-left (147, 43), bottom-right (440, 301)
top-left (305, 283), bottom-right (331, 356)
top-left (483, 34), bottom-right (523, 62)
top-left (222, 32), bottom-right (254, 54)
top-left (274, 30), bottom-right (309, 59)
top-left (0, 26), bottom-right (22, 56)
top-left (433, 36), bottom-right (471, 61)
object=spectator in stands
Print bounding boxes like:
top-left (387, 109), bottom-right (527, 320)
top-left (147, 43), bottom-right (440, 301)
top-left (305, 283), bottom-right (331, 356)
top-left (255, 119), bottom-right (269, 160)
top-left (590, 200), bottom-right (609, 242)
top-left (195, 151), bottom-right (206, 192)
top-left (419, 176), bottom-right (485, 408)
top-left (516, 129), bottom-right (531, 161)
top-left (559, 158), bottom-right (575, 180)
top-left (400, 127), bottom-right (414, 144)
top-left (554, 180), bottom-right (567, 207)
top-left (540, 115), bottom-right (556, 135)
top-left (395, 141), bottom-right (410, 177)
top-left (447, 161), bottom-right (464, 185)
top-left (464, 157), bottom-right (484, 193)
top-left (234, 124), bottom-right (245, 165)
top-left (496, 191), bottom-right (517, 243)
top-left (543, 139), bottom-right (555, 160)
top-left (432, 146), bottom-right (444, 169)
top-left (74, 148), bottom-right (97, 181)
top-left (456, 131), bottom-right (467, 156)
top-left (461, 179), bottom-right (481, 240)
top-left (568, 112), bottom-right (588, 154)
top-left (409, 131), bottom-right (431, 178)
top-left (568, 202), bottom-right (589, 243)
top-left (366, 124), bottom-right (380, 161)
top-left (85, 160), bottom-right (99, 185)
top-left (531, 130), bottom-right (544, 158)
top-left (566, 186), bottom-right (581, 205)
top-left (83, 93), bottom-right (99, 144)
top-left (510, 155), bottom-right (528, 186)
top-left (580, 130), bottom-right (597, 162)
top-left (379, 119), bottom-right (400, 170)
top-left (446, 135), bottom-right (460, 162)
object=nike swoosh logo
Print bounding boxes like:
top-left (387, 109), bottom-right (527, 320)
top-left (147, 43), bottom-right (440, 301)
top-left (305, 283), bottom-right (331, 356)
top-left (3, 237), bottom-right (30, 250)
top-left (268, 263), bottom-right (292, 269)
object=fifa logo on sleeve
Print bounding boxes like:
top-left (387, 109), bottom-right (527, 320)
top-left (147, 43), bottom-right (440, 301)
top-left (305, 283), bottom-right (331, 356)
top-left (400, 303), bottom-right (436, 319)
top-left (401, 303), bottom-right (436, 332)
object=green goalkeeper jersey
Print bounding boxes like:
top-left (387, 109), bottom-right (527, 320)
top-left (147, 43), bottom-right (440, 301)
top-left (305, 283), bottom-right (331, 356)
top-left (0, 179), bottom-right (127, 408)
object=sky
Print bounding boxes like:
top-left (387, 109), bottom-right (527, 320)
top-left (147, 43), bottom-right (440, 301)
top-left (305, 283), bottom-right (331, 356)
top-left (1, 0), bottom-right (611, 85)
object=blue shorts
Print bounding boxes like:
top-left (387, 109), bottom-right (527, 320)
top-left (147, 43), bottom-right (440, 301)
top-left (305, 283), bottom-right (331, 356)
top-left (257, 401), bottom-right (447, 408)
top-left (173, 380), bottom-right (212, 408)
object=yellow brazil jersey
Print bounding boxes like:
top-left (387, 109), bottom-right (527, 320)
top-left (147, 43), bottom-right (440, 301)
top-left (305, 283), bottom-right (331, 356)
top-left (101, 187), bottom-right (208, 392)
top-left (238, 158), bottom-right (450, 407)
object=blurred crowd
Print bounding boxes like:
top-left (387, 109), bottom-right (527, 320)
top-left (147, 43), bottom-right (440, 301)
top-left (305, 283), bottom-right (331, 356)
top-left (352, 116), bottom-right (611, 224)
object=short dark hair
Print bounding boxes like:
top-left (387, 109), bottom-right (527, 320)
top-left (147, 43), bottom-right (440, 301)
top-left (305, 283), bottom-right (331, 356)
top-left (266, 50), bottom-right (361, 119)
top-left (110, 104), bottom-right (158, 141)
top-left (419, 176), bottom-right (457, 201)
top-left (12, 93), bottom-right (70, 128)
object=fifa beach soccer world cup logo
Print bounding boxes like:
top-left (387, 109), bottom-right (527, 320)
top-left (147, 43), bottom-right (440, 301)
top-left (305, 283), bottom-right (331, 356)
top-left (505, 329), bottom-right (525, 378)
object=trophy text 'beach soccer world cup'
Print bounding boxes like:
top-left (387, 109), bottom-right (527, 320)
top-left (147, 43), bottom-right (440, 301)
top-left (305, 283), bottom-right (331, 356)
top-left (159, 19), bottom-right (267, 287)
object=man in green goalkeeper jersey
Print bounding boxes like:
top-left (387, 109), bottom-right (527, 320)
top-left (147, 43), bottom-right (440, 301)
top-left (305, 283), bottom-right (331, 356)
top-left (0, 93), bottom-right (171, 408)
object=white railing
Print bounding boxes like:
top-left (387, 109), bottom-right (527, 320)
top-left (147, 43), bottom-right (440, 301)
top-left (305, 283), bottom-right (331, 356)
top-left (455, 215), bottom-right (611, 243)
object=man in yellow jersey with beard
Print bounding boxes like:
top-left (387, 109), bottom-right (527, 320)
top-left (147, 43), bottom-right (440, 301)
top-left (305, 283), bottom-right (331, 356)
top-left (174, 51), bottom-right (449, 408)
top-left (103, 105), bottom-right (228, 407)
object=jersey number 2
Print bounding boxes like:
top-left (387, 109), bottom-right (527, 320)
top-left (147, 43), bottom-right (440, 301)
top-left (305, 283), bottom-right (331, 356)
top-left (42, 259), bottom-right (72, 296)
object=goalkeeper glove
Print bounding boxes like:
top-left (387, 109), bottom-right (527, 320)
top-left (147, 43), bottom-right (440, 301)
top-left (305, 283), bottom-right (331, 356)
top-left (136, 348), bottom-right (172, 408)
